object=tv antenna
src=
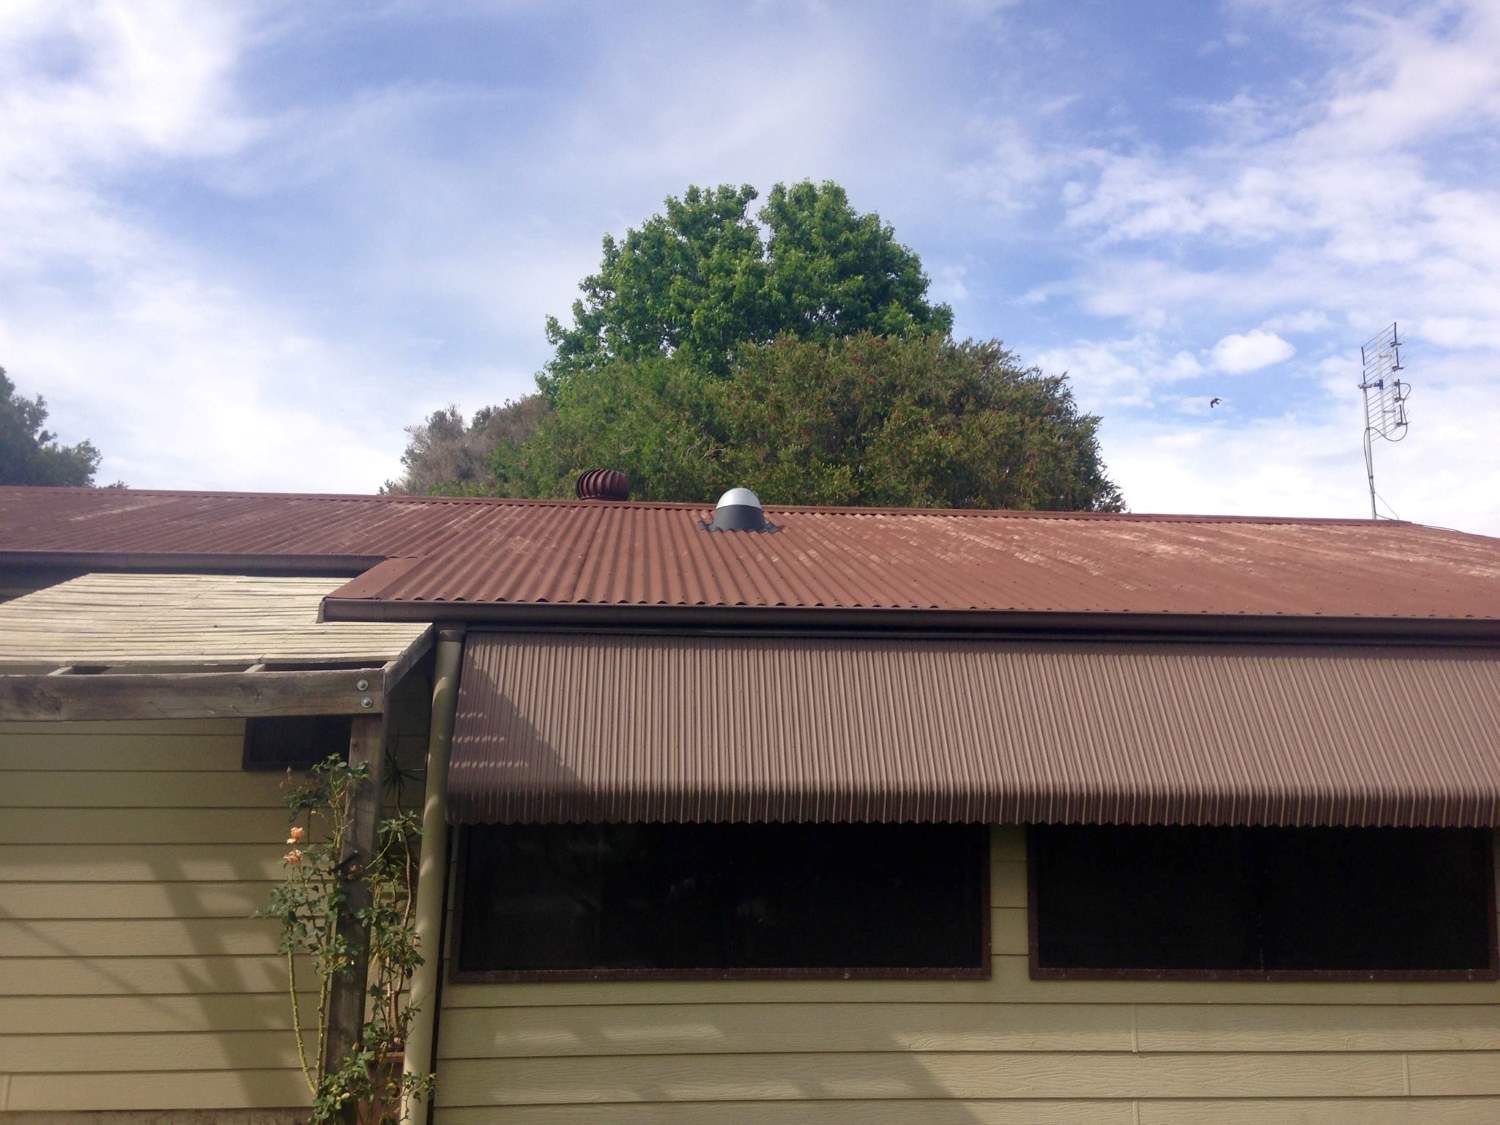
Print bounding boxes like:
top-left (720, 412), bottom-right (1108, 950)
top-left (1358, 322), bottom-right (1409, 519)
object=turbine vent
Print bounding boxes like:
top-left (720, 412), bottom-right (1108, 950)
top-left (575, 468), bottom-right (631, 501)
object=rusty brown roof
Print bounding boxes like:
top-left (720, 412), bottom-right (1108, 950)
top-left (0, 486), bottom-right (483, 568)
top-left (3, 486), bottom-right (1499, 633)
top-left (449, 632), bottom-right (1500, 828)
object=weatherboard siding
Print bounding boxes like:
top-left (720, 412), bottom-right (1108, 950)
top-left (7, 717), bottom-right (1499, 1122)
top-left (0, 717), bottom-right (307, 1113)
top-left (0, 701), bottom-right (430, 1116)
top-left (432, 826), bottom-right (1500, 1124)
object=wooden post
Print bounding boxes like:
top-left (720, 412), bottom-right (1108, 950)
top-left (324, 710), bottom-right (388, 1109)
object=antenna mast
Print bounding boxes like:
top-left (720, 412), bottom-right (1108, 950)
top-left (1358, 322), bottom-right (1410, 519)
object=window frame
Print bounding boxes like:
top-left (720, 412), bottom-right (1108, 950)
top-left (1025, 825), bottom-right (1500, 983)
top-left (448, 823), bottom-right (993, 984)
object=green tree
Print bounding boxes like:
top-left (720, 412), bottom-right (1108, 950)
top-left (542, 181), bottom-right (952, 389)
top-left (399, 180), bottom-right (1121, 513)
top-left (383, 395), bottom-right (551, 495)
top-left (503, 355), bottom-right (718, 503)
top-left (500, 334), bottom-right (1123, 512)
top-left (0, 367), bottom-right (103, 486)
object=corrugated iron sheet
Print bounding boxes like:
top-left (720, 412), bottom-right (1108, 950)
top-left (0, 487), bottom-right (494, 562)
top-left (337, 504), bottom-right (1500, 622)
top-left (4, 487), bottom-right (1500, 624)
top-left (449, 633), bottom-right (1500, 828)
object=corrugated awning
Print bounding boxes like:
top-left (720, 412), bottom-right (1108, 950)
top-left (449, 633), bottom-right (1500, 829)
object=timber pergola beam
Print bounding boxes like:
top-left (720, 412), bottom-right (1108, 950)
top-left (0, 651), bottom-right (426, 722)
top-left (0, 572), bottom-right (436, 721)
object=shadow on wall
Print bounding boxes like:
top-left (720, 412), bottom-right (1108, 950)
top-left (0, 719), bottom-right (309, 1113)
top-left (0, 670), bottom-right (432, 1118)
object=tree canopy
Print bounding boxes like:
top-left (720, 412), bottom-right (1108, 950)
top-left (494, 334), bottom-right (1122, 512)
top-left (542, 181), bottom-right (953, 388)
top-left (0, 367), bottom-right (104, 487)
top-left (383, 395), bottom-right (550, 495)
top-left (391, 178), bottom-right (1122, 513)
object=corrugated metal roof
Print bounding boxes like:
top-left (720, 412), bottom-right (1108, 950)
top-left (449, 632), bottom-right (1500, 828)
top-left (4, 486), bottom-right (1499, 628)
top-left (330, 503), bottom-right (1500, 624)
top-left (0, 572), bottom-right (430, 671)
top-left (0, 487), bottom-right (492, 564)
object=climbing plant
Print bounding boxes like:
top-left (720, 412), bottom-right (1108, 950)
top-left (261, 755), bottom-right (434, 1122)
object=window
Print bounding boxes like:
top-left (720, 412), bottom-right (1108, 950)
top-left (242, 715), bottom-right (352, 771)
top-left (1029, 824), bottom-right (1496, 980)
top-left (456, 822), bottom-right (989, 980)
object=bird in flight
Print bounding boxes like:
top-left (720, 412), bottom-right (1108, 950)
top-left (1210, 397), bottom-right (1222, 408)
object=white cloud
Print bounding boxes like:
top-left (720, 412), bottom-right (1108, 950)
top-left (1261, 309), bottom-right (1333, 335)
top-left (1032, 335), bottom-right (1203, 409)
top-left (949, 119), bottom-right (1061, 213)
top-left (0, 2), bottom-right (259, 165)
top-left (1211, 329), bottom-right (1295, 374)
top-left (1414, 316), bottom-right (1500, 351)
top-left (0, 2), bottom-right (262, 276)
top-left (1057, 3), bottom-right (1500, 315)
top-left (1045, 2), bottom-right (1500, 533)
top-left (0, 269), bottom-right (408, 490)
top-left (1103, 371), bottom-right (1500, 532)
top-left (1307, 1), bottom-right (1500, 154)
top-left (0, 2), bottom-right (415, 490)
top-left (930, 264), bottom-right (970, 304)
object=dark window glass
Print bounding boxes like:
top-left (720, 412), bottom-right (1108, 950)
top-left (242, 715), bottom-right (352, 771)
top-left (1031, 825), bottom-right (1494, 977)
top-left (458, 822), bottom-right (988, 976)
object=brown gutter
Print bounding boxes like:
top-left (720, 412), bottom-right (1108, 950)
top-left (317, 599), bottom-right (1500, 645)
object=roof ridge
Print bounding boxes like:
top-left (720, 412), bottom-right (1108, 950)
top-left (0, 485), bottom-right (1408, 525)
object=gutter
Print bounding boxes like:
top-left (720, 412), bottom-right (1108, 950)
top-left (318, 599), bottom-right (1500, 647)
top-left (400, 624), bottom-right (465, 1125)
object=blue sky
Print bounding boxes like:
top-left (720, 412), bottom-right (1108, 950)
top-left (3, 1), bottom-right (1499, 532)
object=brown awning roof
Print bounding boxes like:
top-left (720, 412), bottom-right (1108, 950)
top-left (449, 633), bottom-right (1500, 828)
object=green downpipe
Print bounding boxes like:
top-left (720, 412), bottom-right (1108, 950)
top-left (400, 625), bottom-right (465, 1125)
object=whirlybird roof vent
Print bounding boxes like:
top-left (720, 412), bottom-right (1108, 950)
top-left (575, 469), bottom-right (630, 501)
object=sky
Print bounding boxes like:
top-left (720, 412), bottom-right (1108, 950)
top-left (2, 1), bottom-right (1499, 533)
